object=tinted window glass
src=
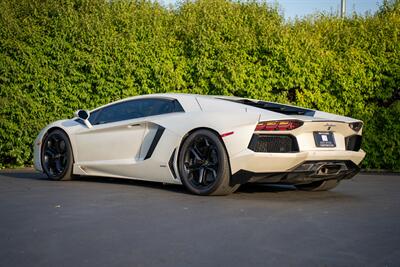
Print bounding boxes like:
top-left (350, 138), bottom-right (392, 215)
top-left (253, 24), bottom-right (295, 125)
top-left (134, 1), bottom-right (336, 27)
top-left (91, 98), bottom-right (184, 125)
top-left (88, 109), bottom-right (100, 125)
top-left (140, 99), bottom-right (182, 117)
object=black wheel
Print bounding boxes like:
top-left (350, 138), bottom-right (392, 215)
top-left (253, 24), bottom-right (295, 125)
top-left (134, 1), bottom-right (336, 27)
top-left (178, 129), bottom-right (239, 196)
top-left (41, 129), bottom-right (74, 181)
top-left (295, 179), bottom-right (339, 191)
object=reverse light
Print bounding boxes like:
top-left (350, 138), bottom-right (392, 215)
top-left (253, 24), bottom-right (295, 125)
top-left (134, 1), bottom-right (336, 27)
top-left (255, 120), bottom-right (303, 131)
top-left (349, 122), bottom-right (363, 132)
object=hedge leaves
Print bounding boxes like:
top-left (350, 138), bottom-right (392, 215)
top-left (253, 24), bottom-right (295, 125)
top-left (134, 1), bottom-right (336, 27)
top-left (1, 0), bottom-right (399, 170)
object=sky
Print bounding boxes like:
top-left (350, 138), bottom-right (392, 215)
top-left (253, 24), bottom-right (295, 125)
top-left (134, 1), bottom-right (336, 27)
top-left (161, 0), bottom-right (384, 19)
top-left (272, 0), bottom-right (383, 19)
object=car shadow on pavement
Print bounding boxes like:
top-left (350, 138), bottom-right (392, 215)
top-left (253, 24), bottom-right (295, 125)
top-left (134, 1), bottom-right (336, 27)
top-left (78, 175), bottom-right (188, 194)
top-left (1, 169), bottom-right (361, 201)
top-left (0, 169), bottom-right (47, 180)
top-left (1, 169), bottom-right (299, 195)
top-left (78, 176), bottom-right (303, 196)
top-left (238, 183), bottom-right (296, 193)
top-left (233, 182), bottom-right (362, 203)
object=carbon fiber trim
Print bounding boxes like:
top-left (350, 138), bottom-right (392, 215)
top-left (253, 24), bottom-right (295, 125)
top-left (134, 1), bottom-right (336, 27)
top-left (144, 126), bottom-right (165, 160)
top-left (168, 149), bottom-right (177, 179)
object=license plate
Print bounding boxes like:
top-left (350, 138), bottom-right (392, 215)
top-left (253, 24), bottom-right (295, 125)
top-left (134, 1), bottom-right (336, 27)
top-left (313, 132), bottom-right (336, 147)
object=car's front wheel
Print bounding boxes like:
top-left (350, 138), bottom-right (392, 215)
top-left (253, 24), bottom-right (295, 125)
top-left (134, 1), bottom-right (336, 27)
top-left (295, 179), bottom-right (339, 191)
top-left (178, 129), bottom-right (239, 196)
top-left (41, 129), bottom-right (74, 181)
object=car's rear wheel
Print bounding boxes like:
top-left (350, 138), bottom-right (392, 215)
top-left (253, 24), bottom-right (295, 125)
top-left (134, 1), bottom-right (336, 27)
top-left (295, 179), bottom-right (339, 191)
top-left (178, 129), bottom-right (239, 196)
top-left (41, 129), bottom-right (74, 181)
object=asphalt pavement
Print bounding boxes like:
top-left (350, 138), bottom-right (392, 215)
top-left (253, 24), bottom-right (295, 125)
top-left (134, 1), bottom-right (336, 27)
top-left (0, 169), bottom-right (399, 267)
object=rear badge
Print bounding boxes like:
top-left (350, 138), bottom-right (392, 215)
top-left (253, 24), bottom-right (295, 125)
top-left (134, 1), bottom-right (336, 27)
top-left (323, 123), bottom-right (336, 131)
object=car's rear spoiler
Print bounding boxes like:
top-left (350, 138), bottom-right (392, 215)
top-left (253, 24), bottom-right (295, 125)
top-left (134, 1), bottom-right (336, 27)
top-left (219, 98), bottom-right (316, 116)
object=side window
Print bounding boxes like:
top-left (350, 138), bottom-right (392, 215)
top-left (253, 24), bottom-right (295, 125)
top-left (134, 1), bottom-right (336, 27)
top-left (88, 109), bottom-right (100, 125)
top-left (138, 99), bottom-right (183, 117)
top-left (91, 100), bottom-right (143, 125)
top-left (89, 98), bottom-right (184, 125)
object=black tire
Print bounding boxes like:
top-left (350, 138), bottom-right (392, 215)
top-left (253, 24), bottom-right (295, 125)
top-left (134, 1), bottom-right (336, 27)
top-left (178, 129), bottom-right (239, 196)
top-left (295, 179), bottom-right (339, 191)
top-left (41, 129), bottom-right (74, 181)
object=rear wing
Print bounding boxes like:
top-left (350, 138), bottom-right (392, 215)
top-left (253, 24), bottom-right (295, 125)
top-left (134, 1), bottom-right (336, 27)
top-left (217, 98), bottom-right (361, 123)
top-left (218, 98), bottom-right (315, 116)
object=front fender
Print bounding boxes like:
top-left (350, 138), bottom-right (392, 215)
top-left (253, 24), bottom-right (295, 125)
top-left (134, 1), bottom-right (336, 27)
top-left (33, 119), bottom-right (77, 172)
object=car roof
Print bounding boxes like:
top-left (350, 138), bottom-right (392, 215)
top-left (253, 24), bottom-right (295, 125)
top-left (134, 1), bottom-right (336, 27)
top-left (88, 93), bottom-right (245, 113)
top-left (152, 93), bottom-right (251, 102)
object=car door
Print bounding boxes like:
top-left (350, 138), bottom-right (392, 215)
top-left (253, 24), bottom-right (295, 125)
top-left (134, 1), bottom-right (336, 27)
top-left (74, 99), bottom-right (147, 168)
top-left (73, 97), bottom-right (184, 178)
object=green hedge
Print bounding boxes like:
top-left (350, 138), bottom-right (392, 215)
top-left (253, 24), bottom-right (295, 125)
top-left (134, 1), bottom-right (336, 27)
top-left (1, 0), bottom-right (399, 170)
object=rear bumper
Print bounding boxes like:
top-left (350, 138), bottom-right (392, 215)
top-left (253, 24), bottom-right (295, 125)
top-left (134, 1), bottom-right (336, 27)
top-left (229, 149), bottom-right (366, 185)
top-left (231, 160), bottom-right (360, 185)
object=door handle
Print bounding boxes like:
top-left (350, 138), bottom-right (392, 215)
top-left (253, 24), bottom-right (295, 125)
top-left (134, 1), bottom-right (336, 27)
top-left (127, 124), bottom-right (140, 128)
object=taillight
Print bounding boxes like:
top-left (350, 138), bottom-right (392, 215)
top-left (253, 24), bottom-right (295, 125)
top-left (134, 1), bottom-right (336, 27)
top-left (349, 122), bottom-right (363, 132)
top-left (255, 120), bottom-right (303, 131)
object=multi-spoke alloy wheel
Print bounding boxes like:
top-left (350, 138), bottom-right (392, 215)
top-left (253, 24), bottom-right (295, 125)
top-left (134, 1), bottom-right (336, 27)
top-left (41, 130), bottom-right (73, 180)
top-left (183, 135), bottom-right (219, 188)
top-left (178, 129), bottom-right (239, 195)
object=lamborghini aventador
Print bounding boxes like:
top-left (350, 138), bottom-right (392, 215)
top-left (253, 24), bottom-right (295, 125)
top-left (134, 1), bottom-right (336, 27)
top-left (34, 93), bottom-right (365, 195)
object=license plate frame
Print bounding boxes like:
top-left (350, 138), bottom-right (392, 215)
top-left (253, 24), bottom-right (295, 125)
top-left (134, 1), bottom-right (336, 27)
top-left (313, 132), bottom-right (336, 147)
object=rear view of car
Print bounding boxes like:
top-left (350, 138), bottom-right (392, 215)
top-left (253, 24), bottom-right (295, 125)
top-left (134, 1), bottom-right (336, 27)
top-left (219, 98), bottom-right (365, 191)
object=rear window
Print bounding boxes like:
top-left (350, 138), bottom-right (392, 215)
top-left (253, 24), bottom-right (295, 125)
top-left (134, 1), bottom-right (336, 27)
top-left (218, 98), bottom-right (315, 116)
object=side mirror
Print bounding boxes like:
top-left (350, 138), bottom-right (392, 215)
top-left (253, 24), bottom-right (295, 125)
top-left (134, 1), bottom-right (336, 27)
top-left (74, 110), bottom-right (92, 128)
top-left (76, 109), bottom-right (90, 120)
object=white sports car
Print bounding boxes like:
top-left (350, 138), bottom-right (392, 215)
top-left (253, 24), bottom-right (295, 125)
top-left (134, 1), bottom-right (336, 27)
top-left (34, 93), bottom-right (365, 195)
